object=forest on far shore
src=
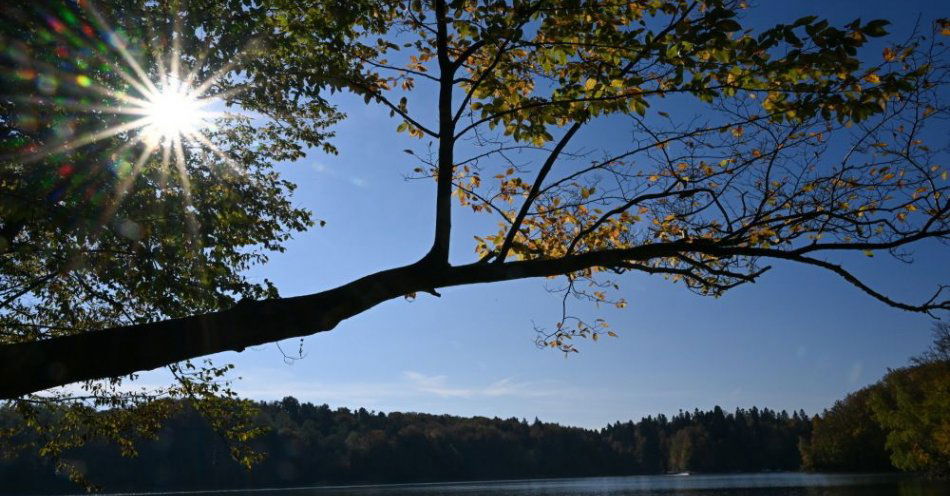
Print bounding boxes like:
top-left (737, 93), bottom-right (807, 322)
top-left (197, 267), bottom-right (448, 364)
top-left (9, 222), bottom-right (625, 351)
top-left (1, 325), bottom-right (946, 494)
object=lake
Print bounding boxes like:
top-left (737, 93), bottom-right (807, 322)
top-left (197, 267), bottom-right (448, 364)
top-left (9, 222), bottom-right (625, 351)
top-left (106, 473), bottom-right (950, 496)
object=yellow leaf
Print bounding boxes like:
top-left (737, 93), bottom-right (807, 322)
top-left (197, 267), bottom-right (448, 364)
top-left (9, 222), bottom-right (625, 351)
top-left (607, 331), bottom-right (618, 337)
top-left (584, 78), bottom-right (598, 91)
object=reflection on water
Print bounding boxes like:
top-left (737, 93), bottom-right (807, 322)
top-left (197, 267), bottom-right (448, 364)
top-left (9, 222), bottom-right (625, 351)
top-left (120, 473), bottom-right (949, 496)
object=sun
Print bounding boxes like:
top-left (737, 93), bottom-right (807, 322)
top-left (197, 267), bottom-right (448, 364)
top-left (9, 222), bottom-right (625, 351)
top-left (6, 0), bottom-right (252, 244)
top-left (139, 78), bottom-right (207, 144)
top-left (14, 0), bottom-right (246, 190)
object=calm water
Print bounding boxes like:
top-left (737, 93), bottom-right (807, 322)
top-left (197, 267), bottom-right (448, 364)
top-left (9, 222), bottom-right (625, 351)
top-left (108, 473), bottom-right (949, 496)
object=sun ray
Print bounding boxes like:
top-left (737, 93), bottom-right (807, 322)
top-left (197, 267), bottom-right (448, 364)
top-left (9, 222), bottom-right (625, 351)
top-left (2, 57), bottom-right (155, 108)
top-left (62, 138), bottom-right (161, 276)
top-left (58, 136), bottom-right (145, 245)
top-left (170, 6), bottom-right (184, 84)
top-left (103, 58), bottom-right (158, 103)
top-left (82, 82), bottom-right (155, 109)
top-left (153, 44), bottom-right (169, 91)
top-left (20, 116), bottom-right (153, 163)
top-left (12, 95), bottom-right (161, 117)
top-left (180, 48), bottom-right (211, 90)
top-left (5, 0), bottom-right (256, 253)
top-left (188, 60), bottom-right (243, 100)
top-left (194, 87), bottom-right (247, 105)
top-left (182, 129), bottom-right (247, 176)
top-left (83, 2), bottom-right (160, 96)
top-left (178, 36), bottom-right (259, 104)
top-left (159, 138), bottom-right (172, 192)
top-left (172, 135), bottom-right (199, 240)
top-left (95, 140), bottom-right (159, 228)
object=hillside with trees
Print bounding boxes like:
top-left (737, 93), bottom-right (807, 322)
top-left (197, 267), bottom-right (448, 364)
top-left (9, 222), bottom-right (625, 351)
top-left (0, 0), bottom-right (947, 489)
top-left (6, 325), bottom-right (948, 493)
top-left (800, 323), bottom-right (950, 477)
top-left (0, 400), bottom-right (812, 493)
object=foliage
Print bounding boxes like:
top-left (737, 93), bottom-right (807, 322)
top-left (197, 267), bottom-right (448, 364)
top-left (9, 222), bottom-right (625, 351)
top-left (0, 398), bottom-right (813, 492)
top-left (0, 0), bottom-right (319, 485)
top-left (802, 328), bottom-right (950, 476)
top-left (235, 0), bottom-right (949, 352)
top-left (870, 360), bottom-right (950, 476)
top-left (660, 405), bottom-right (808, 473)
top-left (912, 322), bottom-right (950, 365)
top-left (0, 0), bottom-right (947, 487)
top-left (0, 0), bottom-right (317, 342)
top-left (799, 386), bottom-right (893, 472)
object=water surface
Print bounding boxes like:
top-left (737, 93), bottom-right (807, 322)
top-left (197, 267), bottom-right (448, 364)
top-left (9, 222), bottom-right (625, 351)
top-left (109, 473), bottom-right (950, 496)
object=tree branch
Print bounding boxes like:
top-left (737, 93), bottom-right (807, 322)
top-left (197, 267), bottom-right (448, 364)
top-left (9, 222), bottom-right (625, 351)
top-left (494, 122), bottom-right (583, 262)
top-left (424, 0), bottom-right (456, 264)
top-left (4, 233), bottom-right (946, 398)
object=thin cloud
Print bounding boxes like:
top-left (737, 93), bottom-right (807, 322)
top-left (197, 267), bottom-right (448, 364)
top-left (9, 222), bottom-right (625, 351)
top-left (310, 161), bottom-right (369, 188)
top-left (847, 362), bottom-right (864, 385)
top-left (401, 371), bottom-right (552, 399)
top-left (229, 367), bottom-right (564, 406)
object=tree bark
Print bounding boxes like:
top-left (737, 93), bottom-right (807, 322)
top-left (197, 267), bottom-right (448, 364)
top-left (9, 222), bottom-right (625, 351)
top-left (2, 236), bottom-right (945, 399)
top-left (0, 244), bottom-right (681, 399)
top-left (426, 0), bottom-right (456, 264)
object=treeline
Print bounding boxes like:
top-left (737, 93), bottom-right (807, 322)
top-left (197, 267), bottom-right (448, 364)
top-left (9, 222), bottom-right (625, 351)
top-left (0, 401), bottom-right (811, 493)
top-left (2, 325), bottom-right (946, 493)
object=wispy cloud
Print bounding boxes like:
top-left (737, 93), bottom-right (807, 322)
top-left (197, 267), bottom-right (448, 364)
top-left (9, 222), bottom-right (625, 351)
top-left (225, 366), bottom-right (567, 408)
top-left (311, 161), bottom-right (369, 188)
top-left (847, 361), bottom-right (863, 385)
top-left (402, 371), bottom-right (556, 399)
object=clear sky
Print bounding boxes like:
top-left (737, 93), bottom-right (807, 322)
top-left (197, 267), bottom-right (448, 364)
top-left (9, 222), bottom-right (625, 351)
top-left (161, 0), bottom-right (947, 428)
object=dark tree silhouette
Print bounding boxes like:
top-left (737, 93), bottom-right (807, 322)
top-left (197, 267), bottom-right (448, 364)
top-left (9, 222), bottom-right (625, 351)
top-left (0, 399), bottom-right (814, 493)
top-left (0, 0), bottom-right (947, 480)
top-left (1, 0), bottom-right (946, 399)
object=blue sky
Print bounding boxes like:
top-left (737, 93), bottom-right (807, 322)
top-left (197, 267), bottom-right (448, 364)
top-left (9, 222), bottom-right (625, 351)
top-left (178, 0), bottom-right (948, 428)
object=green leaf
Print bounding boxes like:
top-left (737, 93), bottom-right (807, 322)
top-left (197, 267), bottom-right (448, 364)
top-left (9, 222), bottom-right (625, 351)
top-left (717, 19), bottom-right (742, 32)
top-left (864, 20), bottom-right (890, 37)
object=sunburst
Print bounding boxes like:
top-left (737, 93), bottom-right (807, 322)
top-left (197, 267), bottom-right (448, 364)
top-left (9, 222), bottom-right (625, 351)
top-left (8, 0), bottom-right (249, 235)
top-left (137, 76), bottom-right (210, 145)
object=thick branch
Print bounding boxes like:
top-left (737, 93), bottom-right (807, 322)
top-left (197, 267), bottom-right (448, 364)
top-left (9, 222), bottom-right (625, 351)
top-left (0, 243), bottom-right (683, 399)
top-left (425, 0), bottom-right (455, 264)
top-left (4, 236), bottom-right (945, 398)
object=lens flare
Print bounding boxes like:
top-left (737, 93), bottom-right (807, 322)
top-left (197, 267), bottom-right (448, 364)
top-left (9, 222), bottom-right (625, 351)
top-left (2, 0), bottom-right (252, 243)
